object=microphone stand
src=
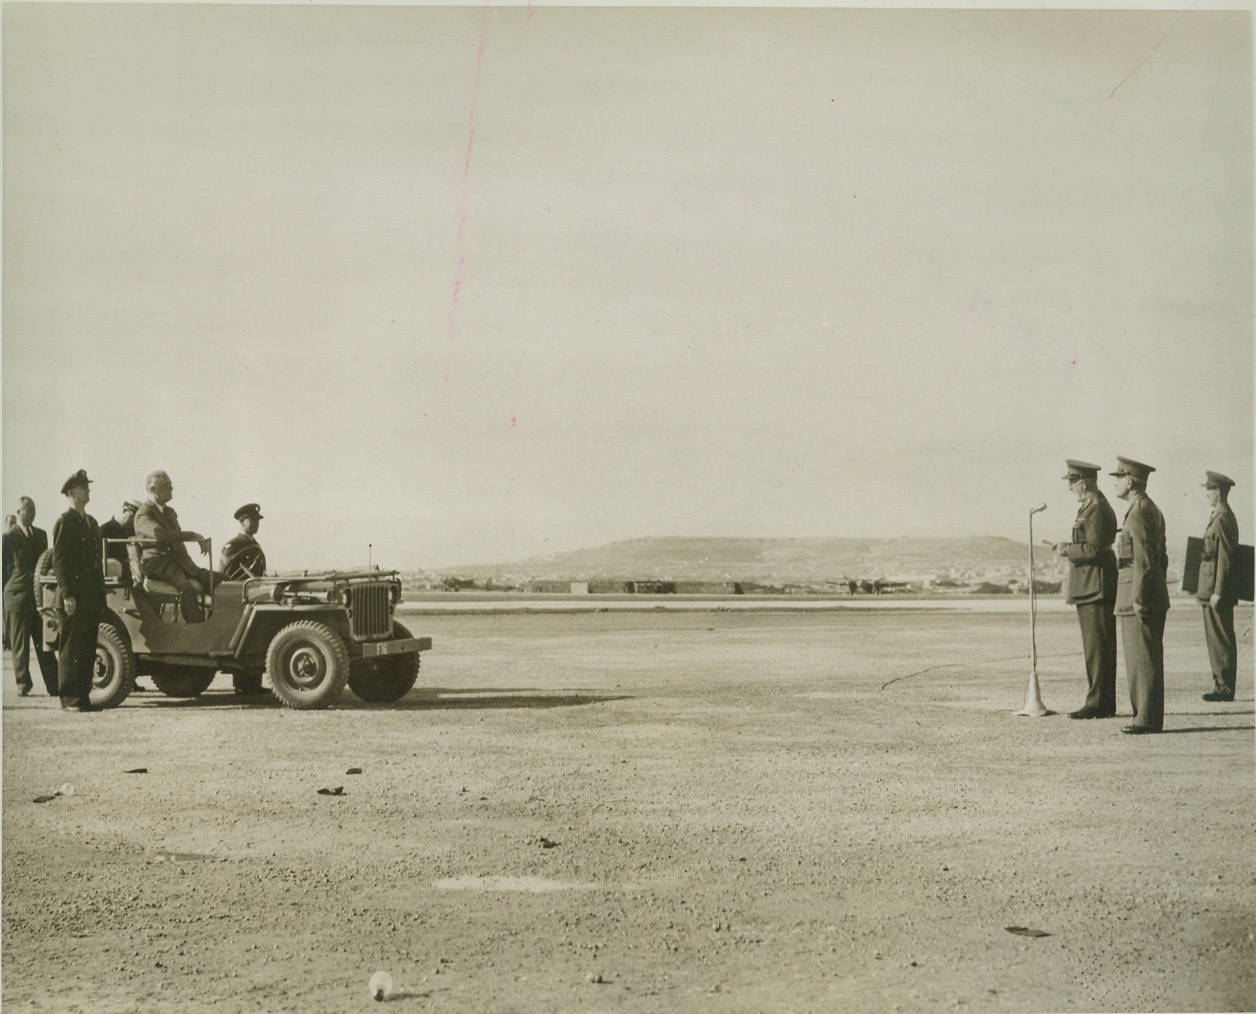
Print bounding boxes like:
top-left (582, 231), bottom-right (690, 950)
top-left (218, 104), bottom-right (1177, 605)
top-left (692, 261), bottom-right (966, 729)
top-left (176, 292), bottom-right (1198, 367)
top-left (1016, 505), bottom-right (1052, 717)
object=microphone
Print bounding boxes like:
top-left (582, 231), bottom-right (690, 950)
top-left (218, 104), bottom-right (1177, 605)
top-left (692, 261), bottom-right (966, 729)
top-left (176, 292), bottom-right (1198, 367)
top-left (1030, 503), bottom-right (1048, 515)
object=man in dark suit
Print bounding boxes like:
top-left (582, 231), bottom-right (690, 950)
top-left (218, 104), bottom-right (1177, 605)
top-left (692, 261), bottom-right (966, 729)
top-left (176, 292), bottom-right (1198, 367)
top-left (134, 470), bottom-right (221, 622)
top-left (1197, 471), bottom-right (1240, 702)
top-left (52, 471), bottom-right (105, 711)
top-left (1052, 460), bottom-right (1118, 719)
top-left (1111, 457), bottom-right (1170, 735)
top-left (3, 496), bottom-right (59, 695)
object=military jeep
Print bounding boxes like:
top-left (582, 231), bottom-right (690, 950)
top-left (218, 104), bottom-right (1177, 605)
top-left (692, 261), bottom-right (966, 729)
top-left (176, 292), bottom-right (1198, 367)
top-left (37, 538), bottom-right (431, 711)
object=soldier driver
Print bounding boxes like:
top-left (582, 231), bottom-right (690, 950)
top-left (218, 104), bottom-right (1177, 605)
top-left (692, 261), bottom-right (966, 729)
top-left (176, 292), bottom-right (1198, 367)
top-left (220, 504), bottom-right (267, 580)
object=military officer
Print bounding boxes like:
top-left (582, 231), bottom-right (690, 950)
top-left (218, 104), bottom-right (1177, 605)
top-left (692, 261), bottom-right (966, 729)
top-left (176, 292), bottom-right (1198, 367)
top-left (219, 503), bottom-right (267, 580)
top-left (1111, 457), bottom-right (1170, 734)
top-left (1197, 471), bottom-right (1240, 702)
top-left (1052, 460), bottom-right (1118, 719)
top-left (51, 470), bottom-right (106, 712)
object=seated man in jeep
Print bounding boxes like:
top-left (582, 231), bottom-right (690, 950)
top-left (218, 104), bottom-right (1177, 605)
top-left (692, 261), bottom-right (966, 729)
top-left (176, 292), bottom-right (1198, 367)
top-left (134, 471), bottom-right (224, 622)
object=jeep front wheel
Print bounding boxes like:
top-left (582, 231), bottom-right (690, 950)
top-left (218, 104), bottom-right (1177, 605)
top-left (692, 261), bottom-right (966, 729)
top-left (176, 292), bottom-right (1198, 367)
top-left (266, 621), bottom-right (349, 710)
top-left (348, 621), bottom-right (421, 703)
top-left (90, 625), bottom-right (135, 709)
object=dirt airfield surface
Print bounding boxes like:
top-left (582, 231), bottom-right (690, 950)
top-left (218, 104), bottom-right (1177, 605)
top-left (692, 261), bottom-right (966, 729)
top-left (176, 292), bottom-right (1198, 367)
top-left (3, 602), bottom-right (1253, 1014)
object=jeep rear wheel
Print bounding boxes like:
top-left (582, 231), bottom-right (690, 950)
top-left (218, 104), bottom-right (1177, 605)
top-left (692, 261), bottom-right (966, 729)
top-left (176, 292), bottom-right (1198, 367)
top-left (348, 621), bottom-right (421, 704)
top-left (266, 621), bottom-right (349, 710)
top-left (150, 666), bottom-right (218, 698)
top-left (90, 625), bottom-right (135, 709)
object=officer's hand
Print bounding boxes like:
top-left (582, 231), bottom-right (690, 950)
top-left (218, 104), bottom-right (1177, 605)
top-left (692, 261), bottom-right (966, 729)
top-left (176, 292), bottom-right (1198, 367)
top-left (63, 595), bottom-right (77, 616)
top-left (1210, 593), bottom-right (1222, 609)
top-left (197, 538), bottom-right (211, 555)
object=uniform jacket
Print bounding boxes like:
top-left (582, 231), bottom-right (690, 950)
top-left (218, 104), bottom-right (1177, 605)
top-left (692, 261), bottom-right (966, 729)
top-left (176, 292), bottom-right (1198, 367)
top-left (51, 510), bottom-right (105, 612)
top-left (219, 534), bottom-right (266, 579)
top-left (3, 524), bottom-right (49, 611)
top-left (134, 501), bottom-right (199, 578)
top-left (1197, 502), bottom-right (1239, 607)
top-left (1115, 492), bottom-right (1170, 616)
top-left (1061, 491), bottom-right (1117, 606)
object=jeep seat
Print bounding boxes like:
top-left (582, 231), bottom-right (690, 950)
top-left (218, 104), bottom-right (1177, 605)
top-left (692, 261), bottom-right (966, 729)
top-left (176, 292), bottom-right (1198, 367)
top-left (125, 541), bottom-right (183, 597)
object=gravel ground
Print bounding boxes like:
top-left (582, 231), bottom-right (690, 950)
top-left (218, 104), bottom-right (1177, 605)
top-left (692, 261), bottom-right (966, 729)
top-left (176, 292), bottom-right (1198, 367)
top-left (3, 604), bottom-right (1253, 1013)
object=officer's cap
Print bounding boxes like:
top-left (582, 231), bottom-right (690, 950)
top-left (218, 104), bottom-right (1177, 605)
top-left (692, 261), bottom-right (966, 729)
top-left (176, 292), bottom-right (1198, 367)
top-left (234, 502), bottom-right (263, 521)
top-left (60, 469), bottom-right (92, 495)
top-left (1109, 456), bottom-right (1155, 481)
top-left (1062, 459), bottom-right (1101, 481)
top-left (122, 499), bottom-right (142, 512)
top-left (1203, 471), bottom-right (1235, 490)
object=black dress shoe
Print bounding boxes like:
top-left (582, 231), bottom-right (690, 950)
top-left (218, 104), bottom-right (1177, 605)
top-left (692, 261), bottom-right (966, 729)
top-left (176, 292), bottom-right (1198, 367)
top-left (1121, 725), bottom-right (1158, 735)
top-left (18, 685), bottom-right (31, 697)
top-left (1202, 691), bottom-right (1235, 702)
top-left (1069, 708), bottom-right (1101, 719)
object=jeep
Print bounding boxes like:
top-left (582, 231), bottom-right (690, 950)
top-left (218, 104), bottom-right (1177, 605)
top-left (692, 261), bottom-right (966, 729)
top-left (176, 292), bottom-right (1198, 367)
top-left (37, 538), bottom-right (431, 710)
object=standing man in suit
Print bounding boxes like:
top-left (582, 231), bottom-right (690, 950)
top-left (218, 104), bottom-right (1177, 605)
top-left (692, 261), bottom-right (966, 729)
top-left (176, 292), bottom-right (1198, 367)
top-left (134, 470), bottom-right (221, 622)
top-left (3, 496), bottom-right (60, 695)
top-left (1197, 471), bottom-right (1240, 702)
top-left (1052, 460), bottom-right (1118, 719)
top-left (1111, 457), bottom-right (1170, 735)
top-left (219, 503), bottom-right (267, 580)
top-left (52, 471), bottom-right (105, 712)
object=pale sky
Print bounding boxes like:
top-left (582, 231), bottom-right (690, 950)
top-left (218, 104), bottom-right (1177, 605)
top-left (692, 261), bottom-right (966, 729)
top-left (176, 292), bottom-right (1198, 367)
top-left (3, 4), bottom-right (1252, 570)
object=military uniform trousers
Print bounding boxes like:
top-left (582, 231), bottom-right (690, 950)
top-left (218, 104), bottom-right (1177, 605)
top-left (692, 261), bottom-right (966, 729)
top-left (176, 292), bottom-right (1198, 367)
top-left (1121, 611), bottom-right (1166, 732)
top-left (6, 601), bottom-right (58, 694)
top-left (1202, 604), bottom-right (1237, 696)
top-left (57, 605), bottom-right (100, 709)
top-left (1076, 601), bottom-right (1117, 715)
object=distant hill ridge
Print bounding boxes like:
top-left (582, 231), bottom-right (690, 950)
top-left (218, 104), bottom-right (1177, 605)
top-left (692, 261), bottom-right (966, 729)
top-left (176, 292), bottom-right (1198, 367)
top-left (439, 536), bottom-right (1046, 584)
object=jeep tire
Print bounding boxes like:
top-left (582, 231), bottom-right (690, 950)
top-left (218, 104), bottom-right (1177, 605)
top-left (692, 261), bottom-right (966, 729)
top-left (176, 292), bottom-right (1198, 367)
top-left (266, 621), bottom-right (349, 710)
top-left (348, 621), bottom-right (422, 704)
top-left (91, 624), bottom-right (136, 710)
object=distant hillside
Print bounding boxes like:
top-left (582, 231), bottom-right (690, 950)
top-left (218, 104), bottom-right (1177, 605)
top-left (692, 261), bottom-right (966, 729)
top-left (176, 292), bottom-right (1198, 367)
top-left (432, 536), bottom-right (1061, 585)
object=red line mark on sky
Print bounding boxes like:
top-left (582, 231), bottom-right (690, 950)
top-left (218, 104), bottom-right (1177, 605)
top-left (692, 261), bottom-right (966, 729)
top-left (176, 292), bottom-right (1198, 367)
top-left (447, 16), bottom-right (490, 344)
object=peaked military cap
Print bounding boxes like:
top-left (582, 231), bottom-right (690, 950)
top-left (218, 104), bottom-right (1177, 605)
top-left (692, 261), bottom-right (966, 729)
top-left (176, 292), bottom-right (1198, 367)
top-left (1203, 471), bottom-right (1235, 489)
top-left (1109, 456), bottom-right (1155, 481)
top-left (1062, 459), bottom-right (1101, 481)
top-left (122, 499), bottom-right (142, 512)
top-left (60, 469), bottom-right (93, 495)
top-left (234, 502), bottom-right (263, 521)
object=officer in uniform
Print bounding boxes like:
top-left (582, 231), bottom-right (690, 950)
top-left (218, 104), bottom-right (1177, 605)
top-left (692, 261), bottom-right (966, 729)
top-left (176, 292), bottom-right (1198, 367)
top-left (1052, 460), bottom-right (1118, 719)
top-left (51, 470), bottom-right (106, 712)
top-left (100, 499), bottom-right (141, 565)
top-left (1111, 457), bottom-right (1169, 735)
top-left (219, 503), bottom-right (267, 580)
top-left (1197, 471), bottom-right (1240, 702)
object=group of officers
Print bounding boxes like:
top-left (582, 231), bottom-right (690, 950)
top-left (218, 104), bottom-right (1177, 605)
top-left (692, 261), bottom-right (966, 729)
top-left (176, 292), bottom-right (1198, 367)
top-left (1051, 456), bottom-right (1243, 735)
top-left (4, 459), bottom-right (1246, 721)
top-left (2, 468), bottom-right (267, 711)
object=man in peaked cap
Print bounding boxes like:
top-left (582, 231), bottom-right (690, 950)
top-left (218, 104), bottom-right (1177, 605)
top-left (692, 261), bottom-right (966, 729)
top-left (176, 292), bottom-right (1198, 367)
top-left (51, 470), bottom-right (106, 711)
top-left (1197, 471), bottom-right (1241, 702)
top-left (1110, 457), bottom-right (1170, 734)
top-left (100, 499), bottom-right (141, 565)
top-left (219, 503), bottom-right (267, 581)
top-left (1052, 460), bottom-right (1118, 719)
